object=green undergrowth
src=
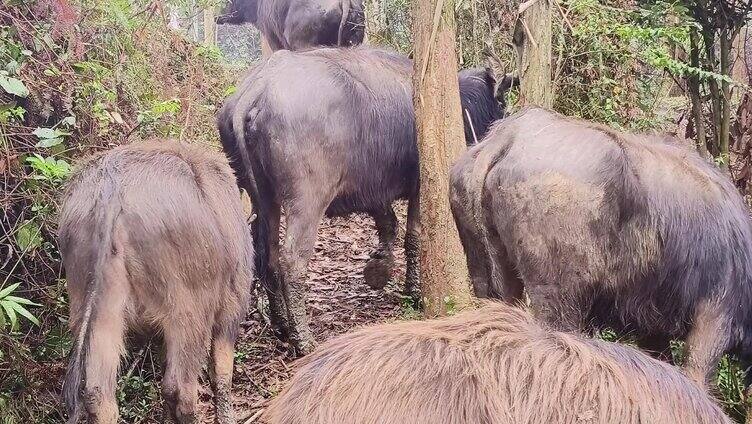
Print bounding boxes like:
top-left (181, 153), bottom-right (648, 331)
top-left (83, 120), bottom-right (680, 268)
top-left (0, 0), bottom-right (234, 421)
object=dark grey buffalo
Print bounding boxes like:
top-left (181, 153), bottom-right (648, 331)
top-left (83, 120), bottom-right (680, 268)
top-left (217, 0), bottom-right (365, 50)
top-left (218, 46), bottom-right (510, 353)
top-left (450, 107), bottom-right (752, 387)
top-left (459, 67), bottom-right (504, 145)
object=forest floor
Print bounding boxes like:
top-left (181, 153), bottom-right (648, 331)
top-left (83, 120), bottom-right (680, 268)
top-left (225, 207), bottom-right (409, 422)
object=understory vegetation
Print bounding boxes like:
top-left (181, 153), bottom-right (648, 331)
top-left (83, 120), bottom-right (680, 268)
top-left (0, 0), bottom-right (750, 422)
top-left (0, 0), bottom-right (232, 420)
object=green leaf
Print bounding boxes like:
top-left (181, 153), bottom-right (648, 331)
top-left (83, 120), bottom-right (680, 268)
top-left (35, 137), bottom-right (64, 148)
top-left (32, 127), bottom-right (69, 148)
top-left (61, 116), bottom-right (76, 127)
top-left (32, 127), bottom-right (58, 139)
top-left (4, 295), bottom-right (41, 307)
top-left (5, 60), bottom-right (19, 74)
top-left (0, 282), bottom-right (21, 299)
top-left (16, 220), bottom-right (42, 252)
top-left (1, 301), bottom-right (18, 331)
top-left (0, 306), bottom-right (5, 328)
top-left (0, 75), bottom-right (29, 98)
top-left (8, 302), bottom-right (39, 326)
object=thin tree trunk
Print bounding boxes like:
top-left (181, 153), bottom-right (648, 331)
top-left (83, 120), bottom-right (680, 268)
top-left (513, 0), bottom-right (553, 107)
top-left (472, 0), bottom-right (479, 65)
top-left (689, 29), bottom-right (708, 156)
top-left (702, 28), bottom-right (722, 156)
top-left (412, 0), bottom-right (472, 317)
top-left (365, 0), bottom-right (386, 44)
top-left (203, 8), bottom-right (216, 45)
top-left (720, 27), bottom-right (731, 169)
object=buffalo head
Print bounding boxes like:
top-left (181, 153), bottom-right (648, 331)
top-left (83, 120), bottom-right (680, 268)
top-left (217, 0), bottom-right (258, 25)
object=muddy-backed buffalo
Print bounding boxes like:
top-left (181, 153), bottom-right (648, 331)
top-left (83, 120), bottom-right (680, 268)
top-left (263, 302), bottom-right (732, 424)
top-left (60, 141), bottom-right (254, 424)
top-left (217, 0), bottom-right (365, 50)
top-left (450, 107), bottom-right (752, 386)
top-left (218, 46), bottom-right (508, 353)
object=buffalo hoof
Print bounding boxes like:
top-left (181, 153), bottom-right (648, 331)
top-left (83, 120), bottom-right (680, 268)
top-left (363, 258), bottom-right (394, 289)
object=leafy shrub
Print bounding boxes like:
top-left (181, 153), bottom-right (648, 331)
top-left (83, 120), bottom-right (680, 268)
top-left (0, 0), bottom-right (233, 420)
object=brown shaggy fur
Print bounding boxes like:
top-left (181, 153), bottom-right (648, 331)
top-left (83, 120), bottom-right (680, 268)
top-left (449, 107), bottom-right (752, 386)
top-left (263, 302), bottom-right (732, 424)
top-left (59, 141), bottom-right (254, 424)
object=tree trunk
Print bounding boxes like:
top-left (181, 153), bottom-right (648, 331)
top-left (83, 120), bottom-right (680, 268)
top-left (513, 0), bottom-right (553, 107)
top-left (688, 29), bottom-right (708, 156)
top-left (412, 0), bottom-right (472, 317)
top-left (365, 0), bottom-right (386, 44)
top-left (203, 8), bottom-right (216, 45)
top-left (701, 28), bottom-right (722, 156)
top-left (719, 27), bottom-right (732, 170)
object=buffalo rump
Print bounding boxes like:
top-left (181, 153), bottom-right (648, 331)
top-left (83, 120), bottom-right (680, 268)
top-left (218, 46), bottom-right (505, 354)
top-left (217, 0), bottom-right (365, 50)
top-left (60, 141), bottom-right (254, 424)
top-left (263, 302), bottom-right (732, 424)
top-left (450, 107), bottom-right (752, 386)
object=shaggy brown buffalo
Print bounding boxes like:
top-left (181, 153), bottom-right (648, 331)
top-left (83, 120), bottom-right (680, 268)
top-left (449, 107), bottom-right (752, 386)
top-left (217, 0), bottom-right (364, 50)
top-left (218, 46), bottom-right (509, 354)
top-left (59, 141), bottom-right (254, 424)
top-left (263, 302), bottom-right (732, 424)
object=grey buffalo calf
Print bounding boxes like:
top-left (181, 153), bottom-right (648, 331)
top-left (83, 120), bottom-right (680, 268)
top-left (450, 107), bottom-right (752, 386)
top-left (217, 0), bottom-right (364, 50)
top-left (263, 302), bottom-right (732, 424)
top-left (60, 141), bottom-right (254, 424)
top-left (218, 47), bottom-right (506, 354)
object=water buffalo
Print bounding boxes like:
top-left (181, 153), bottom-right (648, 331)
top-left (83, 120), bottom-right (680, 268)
top-left (218, 46), bottom-right (509, 354)
top-left (450, 107), bottom-right (752, 387)
top-left (263, 302), bottom-right (732, 424)
top-left (458, 67), bottom-right (506, 145)
top-left (216, 0), bottom-right (365, 50)
top-left (60, 141), bottom-right (254, 424)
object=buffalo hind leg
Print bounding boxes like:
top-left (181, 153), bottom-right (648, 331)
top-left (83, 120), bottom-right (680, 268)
top-left (82, 258), bottom-right (129, 424)
top-left (363, 207), bottom-right (398, 290)
top-left (257, 203), bottom-right (288, 339)
top-left (162, 319), bottom-right (208, 424)
top-left (403, 193), bottom-right (421, 303)
top-left (210, 322), bottom-right (239, 424)
top-left (684, 299), bottom-right (732, 386)
top-left (280, 201), bottom-right (326, 355)
top-left (82, 314), bottom-right (126, 424)
top-left (452, 207), bottom-right (492, 298)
